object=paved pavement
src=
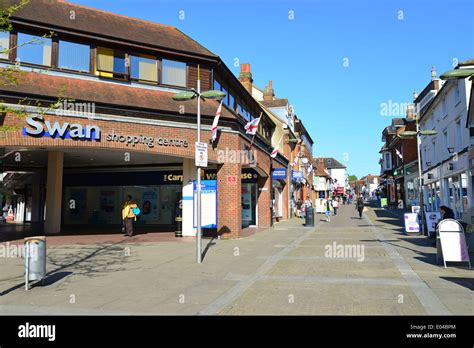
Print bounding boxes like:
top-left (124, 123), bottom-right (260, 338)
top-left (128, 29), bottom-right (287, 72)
top-left (0, 204), bottom-right (472, 315)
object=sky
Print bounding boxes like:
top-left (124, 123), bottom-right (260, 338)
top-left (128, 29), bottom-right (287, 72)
top-left (71, 0), bottom-right (474, 178)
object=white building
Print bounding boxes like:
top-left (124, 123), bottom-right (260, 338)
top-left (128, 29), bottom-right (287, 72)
top-left (419, 64), bottom-right (473, 224)
top-left (315, 157), bottom-right (347, 195)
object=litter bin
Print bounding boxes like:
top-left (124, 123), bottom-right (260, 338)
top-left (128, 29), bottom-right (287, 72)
top-left (305, 207), bottom-right (314, 227)
top-left (175, 199), bottom-right (183, 237)
top-left (24, 236), bottom-right (46, 290)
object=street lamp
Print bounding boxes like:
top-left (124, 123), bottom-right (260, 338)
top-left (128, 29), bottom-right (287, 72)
top-left (172, 75), bottom-right (226, 264)
top-left (400, 117), bottom-right (437, 236)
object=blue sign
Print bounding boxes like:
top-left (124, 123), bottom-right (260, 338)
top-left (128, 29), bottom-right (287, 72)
top-left (193, 180), bottom-right (218, 229)
top-left (272, 168), bottom-right (286, 180)
top-left (291, 170), bottom-right (303, 181)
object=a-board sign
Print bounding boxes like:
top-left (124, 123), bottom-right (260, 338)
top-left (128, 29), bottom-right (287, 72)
top-left (404, 213), bottom-right (420, 233)
top-left (437, 219), bottom-right (471, 269)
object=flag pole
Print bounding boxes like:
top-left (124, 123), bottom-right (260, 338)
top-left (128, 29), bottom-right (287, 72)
top-left (249, 112), bottom-right (262, 147)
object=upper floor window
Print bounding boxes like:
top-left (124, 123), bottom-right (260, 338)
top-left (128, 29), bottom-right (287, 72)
top-left (213, 79), bottom-right (221, 91)
top-left (221, 87), bottom-right (228, 106)
top-left (162, 59), bottom-right (186, 87)
top-left (17, 32), bottom-right (52, 66)
top-left (454, 82), bottom-right (461, 104)
top-left (96, 47), bottom-right (128, 79)
top-left (441, 96), bottom-right (447, 117)
top-left (131, 54), bottom-right (158, 83)
top-left (58, 40), bottom-right (90, 72)
top-left (229, 94), bottom-right (235, 110)
top-left (0, 31), bottom-right (9, 59)
top-left (456, 119), bottom-right (462, 148)
top-left (443, 130), bottom-right (448, 156)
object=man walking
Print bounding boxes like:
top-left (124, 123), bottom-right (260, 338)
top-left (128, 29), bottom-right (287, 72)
top-left (356, 195), bottom-right (364, 219)
top-left (332, 198), bottom-right (339, 216)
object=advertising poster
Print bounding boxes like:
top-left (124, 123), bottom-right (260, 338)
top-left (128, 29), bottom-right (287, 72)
top-left (99, 190), bottom-right (115, 223)
top-left (193, 180), bottom-right (217, 228)
top-left (404, 213), bottom-right (420, 233)
top-left (438, 220), bottom-right (471, 267)
top-left (141, 190), bottom-right (159, 222)
top-left (426, 212), bottom-right (441, 234)
top-left (380, 198), bottom-right (388, 208)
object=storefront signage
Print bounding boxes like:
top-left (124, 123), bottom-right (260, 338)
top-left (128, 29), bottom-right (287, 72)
top-left (272, 168), bottom-right (286, 180)
top-left (193, 180), bottom-right (217, 228)
top-left (23, 116), bottom-right (101, 140)
top-left (227, 175), bottom-right (237, 185)
top-left (291, 170), bottom-right (303, 181)
top-left (403, 213), bottom-right (420, 233)
top-left (106, 130), bottom-right (188, 149)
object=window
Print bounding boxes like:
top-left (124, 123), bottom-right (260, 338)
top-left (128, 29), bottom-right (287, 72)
top-left (443, 131), bottom-right (448, 156)
top-left (455, 82), bottom-right (461, 104)
top-left (214, 79), bottom-right (221, 91)
top-left (0, 31), bottom-right (9, 59)
top-left (432, 141), bottom-right (436, 164)
top-left (221, 87), bottom-right (228, 106)
top-left (58, 40), bottom-right (90, 72)
top-left (131, 55), bottom-right (158, 83)
top-left (229, 94), bottom-right (235, 110)
top-left (96, 47), bottom-right (128, 78)
top-left (17, 32), bottom-right (52, 66)
top-left (441, 96), bottom-right (447, 117)
top-left (237, 104), bottom-right (243, 115)
top-left (456, 120), bottom-right (462, 148)
top-left (162, 59), bottom-right (186, 87)
top-left (385, 153), bottom-right (391, 170)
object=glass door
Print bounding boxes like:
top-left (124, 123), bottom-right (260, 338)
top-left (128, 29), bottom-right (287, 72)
top-left (242, 183), bottom-right (257, 228)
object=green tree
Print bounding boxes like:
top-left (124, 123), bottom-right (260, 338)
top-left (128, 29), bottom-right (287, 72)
top-left (348, 175), bottom-right (358, 181)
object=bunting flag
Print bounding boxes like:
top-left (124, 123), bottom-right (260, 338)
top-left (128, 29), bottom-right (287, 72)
top-left (270, 145), bottom-right (279, 158)
top-left (244, 117), bottom-right (261, 135)
top-left (395, 148), bottom-right (403, 160)
top-left (211, 101), bottom-right (223, 142)
top-left (307, 163), bottom-right (313, 174)
top-left (292, 152), bottom-right (299, 166)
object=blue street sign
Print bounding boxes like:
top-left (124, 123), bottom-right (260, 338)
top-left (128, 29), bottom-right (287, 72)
top-left (272, 168), bottom-right (286, 180)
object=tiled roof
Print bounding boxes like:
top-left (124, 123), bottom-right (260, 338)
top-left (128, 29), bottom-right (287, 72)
top-left (314, 157), bottom-right (346, 169)
top-left (9, 0), bottom-right (216, 58)
top-left (0, 70), bottom-right (236, 120)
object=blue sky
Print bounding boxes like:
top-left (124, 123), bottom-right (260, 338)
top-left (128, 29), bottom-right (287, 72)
top-left (72, 0), bottom-right (474, 178)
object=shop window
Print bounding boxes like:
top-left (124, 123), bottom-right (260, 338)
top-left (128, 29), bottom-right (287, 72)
top-left (162, 59), bottom-right (186, 87)
top-left (96, 47), bottom-right (128, 79)
top-left (131, 54), bottom-right (158, 83)
top-left (58, 40), bottom-right (90, 72)
top-left (0, 31), bottom-right (9, 59)
top-left (17, 32), bottom-right (52, 66)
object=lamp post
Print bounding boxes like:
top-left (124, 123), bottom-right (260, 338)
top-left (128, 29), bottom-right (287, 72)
top-left (172, 75), bottom-right (226, 264)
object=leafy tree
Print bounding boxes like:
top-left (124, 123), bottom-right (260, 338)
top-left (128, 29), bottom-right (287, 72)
top-left (347, 175), bottom-right (358, 181)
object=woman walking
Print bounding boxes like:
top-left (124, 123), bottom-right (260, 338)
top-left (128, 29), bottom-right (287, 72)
top-left (122, 195), bottom-right (139, 237)
top-left (356, 195), bottom-right (364, 219)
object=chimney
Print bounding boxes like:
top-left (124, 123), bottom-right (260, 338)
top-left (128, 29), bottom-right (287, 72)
top-left (431, 66), bottom-right (437, 81)
top-left (239, 63), bottom-right (253, 94)
top-left (263, 80), bottom-right (275, 101)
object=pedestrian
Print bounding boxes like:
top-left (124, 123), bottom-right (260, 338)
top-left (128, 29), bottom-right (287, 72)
top-left (332, 198), bottom-right (339, 216)
top-left (439, 205), bottom-right (455, 220)
top-left (296, 199), bottom-right (302, 218)
top-left (356, 195), bottom-right (364, 219)
top-left (121, 195), bottom-right (140, 237)
top-left (325, 199), bottom-right (332, 222)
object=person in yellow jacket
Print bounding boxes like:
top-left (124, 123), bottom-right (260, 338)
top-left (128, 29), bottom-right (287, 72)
top-left (122, 195), bottom-right (139, 237)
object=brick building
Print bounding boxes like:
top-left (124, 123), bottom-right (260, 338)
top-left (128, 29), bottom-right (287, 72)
top-left (0, 0), bottom-right (288, 238)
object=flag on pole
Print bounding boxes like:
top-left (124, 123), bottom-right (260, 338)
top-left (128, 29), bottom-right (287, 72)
top-left (292, 152), bottom-right (299, 166)
top-left (211, 101), bottom-right (222, 142)
top-left (395, 148), bottom-right (403, 160)
top-left (244, 117), bottom-right (261, 135)
top-left (307, 163), bottom-right (313, 174)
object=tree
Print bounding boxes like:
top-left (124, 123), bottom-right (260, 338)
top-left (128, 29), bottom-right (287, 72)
top-left (347, 175), bottom-right (358, 181)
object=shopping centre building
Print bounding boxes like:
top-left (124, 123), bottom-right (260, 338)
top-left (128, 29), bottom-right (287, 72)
top-left (0, 0), bottom-right (289, 238)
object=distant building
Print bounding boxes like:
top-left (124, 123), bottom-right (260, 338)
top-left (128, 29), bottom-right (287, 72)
top-left (314, 157), bottom-right (347, 195)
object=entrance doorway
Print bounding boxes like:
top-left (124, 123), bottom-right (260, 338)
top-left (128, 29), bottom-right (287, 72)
top-left (241, 182), bottom-right (257, 228)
